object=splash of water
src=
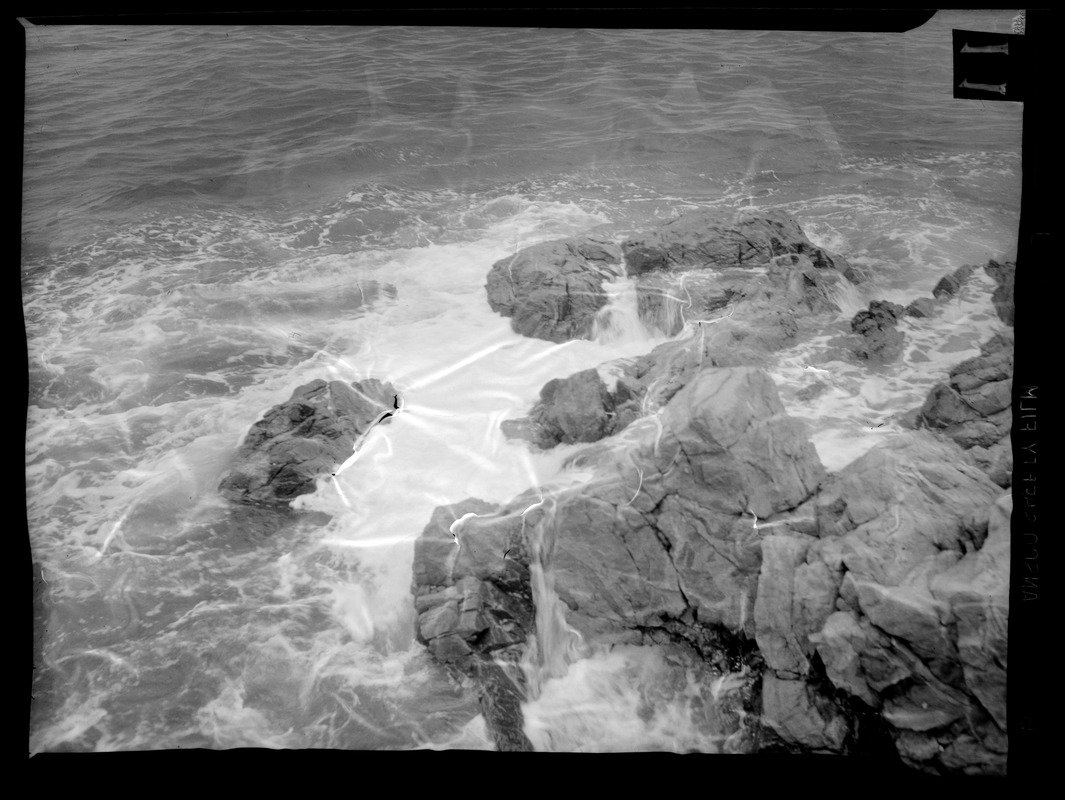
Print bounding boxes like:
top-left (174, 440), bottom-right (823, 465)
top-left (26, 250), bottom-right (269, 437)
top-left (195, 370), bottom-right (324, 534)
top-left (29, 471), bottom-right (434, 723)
top-left (591, 276), bottom-right (654, 345)
top-left (520, 495), bottom-right (589, 700)
top-left (826, 276), bottom-right (868, 318)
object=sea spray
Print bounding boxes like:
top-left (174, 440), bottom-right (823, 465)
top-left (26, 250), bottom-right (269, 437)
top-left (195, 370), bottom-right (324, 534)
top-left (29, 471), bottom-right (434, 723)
top-left (825, 276), bottom-right (869, 318)
top-left (519, 496), bottom-right (589, 700)
top-left (591, 276), bottom-right (654, 345)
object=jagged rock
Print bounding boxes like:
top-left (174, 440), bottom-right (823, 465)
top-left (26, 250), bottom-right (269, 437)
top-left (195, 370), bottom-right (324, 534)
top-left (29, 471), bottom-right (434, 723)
top-left (919, 330), bottom-right (1013, 449)
top-left (984, 259), bottom-right (1015, 326)
top-left (929, 492), bottom-right (1010, 732)
top-left (806, 433), bottom-right (1006, 774)
top-left (504, 297), bottom-right (804, 450)
top-left (485, 209), bottom-right (855, 344)
top-left (636, 269), bottom-right (751, 337)
top-left (966, 436), bottom-right (1012, 488)
top-left (620, 208), bottom-right (855, 280)
top-left (755, 535), bottom-right (814, 677)
top-left (538, 367), bottom-right (826, 642)
top-left (411, 497), bottom-right (537, 751)
top-left (767, 252), bottom-right (845, 314)
top-left (811, 611), bottom-right (879, 707)
top-left (815, 433), bottom-right (1000, 584)
top-left (517, 368), bottom-right (618, 448)
top-left (905, 297), bottom-right (935, 318)
top-left (484, 235), bottom-right (624, 342)
top-left (932, 263), bottom-right (975, 299)
top-left (760, 674), bottom-right (849, 752)
top-left (218, 378), bottom-right (398, 507)
top-left (472, 657), bottom-right (535, 752)
top-left (422, 366), bottom-right (825, 648)
top-left (850, 300), bottom-right (906, 363)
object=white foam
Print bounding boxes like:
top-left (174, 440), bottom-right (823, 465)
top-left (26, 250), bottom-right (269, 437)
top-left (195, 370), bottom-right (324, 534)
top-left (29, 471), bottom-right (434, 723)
top-left (522, 645), bottom-right (747, 753)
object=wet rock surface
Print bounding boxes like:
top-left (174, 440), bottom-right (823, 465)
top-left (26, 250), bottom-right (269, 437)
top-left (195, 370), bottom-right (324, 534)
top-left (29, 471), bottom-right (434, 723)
top-left (417, 208), bottom-right (1014, 770)
top-left (218, 378), bottom-right (398, 507)
top-left (621, 207), bottom-right (854, 279)
top-left (484, 235), bottom-right (624, 342)
top-left (416, 360), bottom-right (1011, 769)
top-left (850, 300), bottom-right (906, 364)
top-left (932, 263), bottom-right (975, 300)
top-left (919, 329), bottom-right (1013, 453)
top-left (411, 496), bottom-right (537, 750)
top-left (486, 208), bottom-right (853, 343)
top-left (984, 259), bottom-right (1015, 326)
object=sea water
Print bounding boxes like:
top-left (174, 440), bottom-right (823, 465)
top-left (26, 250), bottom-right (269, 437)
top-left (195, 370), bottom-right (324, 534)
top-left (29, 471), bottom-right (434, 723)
top-left (24, 13), bottom-right (1021, 752)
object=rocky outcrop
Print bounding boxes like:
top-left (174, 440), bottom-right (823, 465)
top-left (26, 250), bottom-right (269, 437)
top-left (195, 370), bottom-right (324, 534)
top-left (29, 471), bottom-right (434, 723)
top-left (627, 210), bottom-right (853, 337)
top-left (415, 366), bottom-right (826, 748)
top-left (411, 497), bottom-right (537, 750)
top-left (415, 357), bottom-right (1011, 770)
top-left (984, 259), bottom-right (1015, 326)
top-left (919, 330), bottom-right (1013, 452)
top-left (808, 438), bottom-right (1008, 774)
top-left (486, 208), bottom-right (855, 344)
top-left (543, 368), bottom-right (826, 641)
top-left (505, 292), bottom-right (808, 450)
top-left (905, 297), bottom-right (935, 318)
top-left (218, 378), bottom-right (398, 507)
top-left (850, 300), bottom-right (906, 364)
top-left (499, 368), bottom-right (629, 449)
top-left (484, 235), bottom-right (624, 342)
top-left (932, 263), bottom-right (975, 300)
top-left (437, 212), bottom-right (1012, 767)
top-left (621, 208), bottom-right (857, 281)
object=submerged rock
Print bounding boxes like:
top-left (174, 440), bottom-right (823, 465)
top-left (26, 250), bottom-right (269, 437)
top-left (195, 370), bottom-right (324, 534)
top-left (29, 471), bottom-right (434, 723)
top-left (484, 235), bottom-right (624, 342)
top-left (218, 378), bottom-right (398, 507)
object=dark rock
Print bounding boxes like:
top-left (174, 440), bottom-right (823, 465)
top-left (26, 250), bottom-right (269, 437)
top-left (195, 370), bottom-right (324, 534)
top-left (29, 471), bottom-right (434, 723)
top-left (755, 535), bottom-right (814, 677)
top-left (919, 330), bottom-right (1013, 449)
top-left (411, 496), bottom-right (537, 750)
top-left (766, 253), bottom-right (845, 315)
top-left (218, 378), bottom-right (398, 507)
top-left (484, 235), bottom-right (624, 342)
top-left (530, 367), bottom-right (826, 642)
top-left (505, 291), bottom-right (807, 450)
top-left (806, 433), bottom-right (1007, 774)
top-left (905, 297), bottom-right (935, 318)
top-left (761, 674), bottom-right (849, 752)
top-left (932, 264), bottom-right (975, 299)
top-left (620, 208), bottom-right (854, 280)
top-left (472, 656), bottom-right (535, 752)
top-left (984, 259), bottom-right (1015, 326)
top-left (485, 209), bottom-right (856, 344)
top-left (636, 269), bottom-right (751, 337)
top-left (850, 300), bottom-right (906, 363)
top-left (930, 492), bottom-right (1010, 732)
top-left (529, 368), bottom-right (617, 447)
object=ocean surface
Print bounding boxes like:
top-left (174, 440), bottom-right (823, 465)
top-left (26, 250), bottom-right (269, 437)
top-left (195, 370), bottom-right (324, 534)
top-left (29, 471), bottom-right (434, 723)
top-left (24, 13), bottom-right (1022, 752)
